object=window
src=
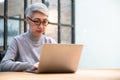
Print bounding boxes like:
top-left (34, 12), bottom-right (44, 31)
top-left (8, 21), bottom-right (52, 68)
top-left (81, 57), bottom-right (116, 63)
top-left (0, 0), bottom-right (75, 60)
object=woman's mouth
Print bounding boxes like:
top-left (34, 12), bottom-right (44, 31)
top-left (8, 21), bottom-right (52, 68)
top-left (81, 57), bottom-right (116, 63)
top-left (36, 30), bottom-right (42, 33)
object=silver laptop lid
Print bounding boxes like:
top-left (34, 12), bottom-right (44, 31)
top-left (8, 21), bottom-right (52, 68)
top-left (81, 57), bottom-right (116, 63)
top-left (38, 44), bottom-right (83, 73)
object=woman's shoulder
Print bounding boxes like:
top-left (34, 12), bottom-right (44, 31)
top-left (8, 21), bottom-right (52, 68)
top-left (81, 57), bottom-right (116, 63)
top-left (13, 32), bottom-right (27, 41)
top-left (42, 35), bottom-right (57, 43)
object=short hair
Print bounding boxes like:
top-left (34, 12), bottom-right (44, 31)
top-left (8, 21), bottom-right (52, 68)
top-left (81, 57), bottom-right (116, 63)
top-left (25, 2), bottom-right (49, 17)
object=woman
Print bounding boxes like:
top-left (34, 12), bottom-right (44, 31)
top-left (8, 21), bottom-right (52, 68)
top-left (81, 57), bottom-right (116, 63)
top-left (0, 2), bottom-right (56, 72)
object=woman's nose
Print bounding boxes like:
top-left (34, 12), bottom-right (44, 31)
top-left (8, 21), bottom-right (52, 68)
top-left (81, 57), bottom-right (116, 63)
top-left (38, 23), bottom-right (44, 28)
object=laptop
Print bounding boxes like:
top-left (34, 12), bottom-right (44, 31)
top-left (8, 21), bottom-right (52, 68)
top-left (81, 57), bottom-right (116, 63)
top-left (37, 44), bottom-right (83, 73)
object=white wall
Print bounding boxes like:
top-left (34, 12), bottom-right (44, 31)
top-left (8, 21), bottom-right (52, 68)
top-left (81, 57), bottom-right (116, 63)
top-left (76, 0), bottom-right (120, 68)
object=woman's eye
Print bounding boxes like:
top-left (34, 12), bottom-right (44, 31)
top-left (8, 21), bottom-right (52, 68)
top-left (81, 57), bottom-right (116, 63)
top-left (34, 20), bottom-right (39, 23)
top-left (34, 18), bottom-right (40, 22)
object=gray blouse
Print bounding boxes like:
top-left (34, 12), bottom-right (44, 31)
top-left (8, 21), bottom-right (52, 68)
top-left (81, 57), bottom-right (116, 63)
top-left (0, 31), bottom-right (56, 71)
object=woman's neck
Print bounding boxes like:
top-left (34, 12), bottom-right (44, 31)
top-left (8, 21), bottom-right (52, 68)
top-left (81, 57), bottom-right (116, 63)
top-left (28, 31), bottom-right (42, 42)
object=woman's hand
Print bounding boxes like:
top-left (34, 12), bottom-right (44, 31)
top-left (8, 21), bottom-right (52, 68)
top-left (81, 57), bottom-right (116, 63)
top-left (32, 62), bottom-right (39, 70)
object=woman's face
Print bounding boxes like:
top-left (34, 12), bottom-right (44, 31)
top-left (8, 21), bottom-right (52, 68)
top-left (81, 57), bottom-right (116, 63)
top-left (26, 12), bottom-right (48, 37)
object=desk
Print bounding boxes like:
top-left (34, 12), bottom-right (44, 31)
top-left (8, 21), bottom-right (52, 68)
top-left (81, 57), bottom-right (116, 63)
top-left (0, 69), bottom-right (120, 80)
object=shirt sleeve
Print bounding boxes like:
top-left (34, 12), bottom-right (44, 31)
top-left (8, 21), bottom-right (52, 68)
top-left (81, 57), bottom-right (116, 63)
top-left (0, 38), bottom-right (33, 71)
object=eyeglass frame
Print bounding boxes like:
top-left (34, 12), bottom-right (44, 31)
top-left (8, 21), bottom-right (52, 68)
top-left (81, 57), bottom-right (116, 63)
top-left (27, 17), bottom-right (49, 26)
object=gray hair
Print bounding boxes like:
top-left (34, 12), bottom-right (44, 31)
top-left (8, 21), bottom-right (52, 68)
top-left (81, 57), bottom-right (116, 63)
top-left (25, 2), bottom-right (49, 17)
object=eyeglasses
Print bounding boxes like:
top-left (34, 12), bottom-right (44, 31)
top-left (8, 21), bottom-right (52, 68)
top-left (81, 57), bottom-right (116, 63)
top-left (27, 17), bottom-right (49, 26)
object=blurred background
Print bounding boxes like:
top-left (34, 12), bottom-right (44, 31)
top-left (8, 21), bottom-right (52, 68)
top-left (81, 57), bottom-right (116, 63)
top-left (76, 0), bottom-right (120, 68)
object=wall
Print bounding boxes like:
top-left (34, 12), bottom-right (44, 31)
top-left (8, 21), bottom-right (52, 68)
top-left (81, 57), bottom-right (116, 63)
top-left (76, 0), bottom-right (120, 68)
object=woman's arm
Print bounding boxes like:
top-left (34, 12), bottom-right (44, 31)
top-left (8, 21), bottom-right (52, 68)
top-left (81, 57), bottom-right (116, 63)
top-left (0, 38), bottom-right (32, 71)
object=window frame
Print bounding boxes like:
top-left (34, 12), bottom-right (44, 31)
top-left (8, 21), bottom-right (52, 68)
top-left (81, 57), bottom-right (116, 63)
top-left (0, 0), bottom-right (75, 55)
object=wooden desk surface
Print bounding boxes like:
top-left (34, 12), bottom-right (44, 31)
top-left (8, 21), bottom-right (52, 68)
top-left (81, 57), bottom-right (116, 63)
top-left (0, 69), bottom-right (120, 80)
